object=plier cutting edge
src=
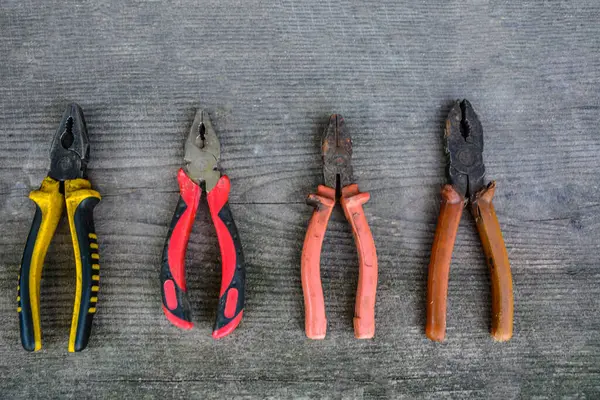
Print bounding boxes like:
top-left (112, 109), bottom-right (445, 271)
top-left (301, 114), bottom-right (378, 339)
top-left (426, 100), bottom-right (514, 342)
top-left (160, 109), bottom-right (246, 338)
top-left (18, 103), bottom-right (101, 352)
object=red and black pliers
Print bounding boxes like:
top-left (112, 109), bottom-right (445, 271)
top-left (160, 109), bottom-right (246, 338)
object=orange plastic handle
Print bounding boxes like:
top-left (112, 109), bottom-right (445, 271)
top-left (301, 185), bottom-right (335, 339)
top-left (340, 184), bottom-right (378, 339)
top-left (426, 184), bottom-right (465, 342)
top-left (472, 182), bottom-right (514, 341)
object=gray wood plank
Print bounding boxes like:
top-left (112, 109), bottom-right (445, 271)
top-left (1, 0), bottom-right (599, 398)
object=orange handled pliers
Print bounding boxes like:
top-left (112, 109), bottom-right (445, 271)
top-left (301, 114), bottom-right (378, 340)
top-left (426, 100), bottom-right (514, 342)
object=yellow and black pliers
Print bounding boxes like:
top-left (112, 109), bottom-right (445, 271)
top-left (18, 103), bottom-right (101, 352)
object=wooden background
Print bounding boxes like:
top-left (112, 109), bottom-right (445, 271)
top-left (1, 1), bottom-right (599, 398)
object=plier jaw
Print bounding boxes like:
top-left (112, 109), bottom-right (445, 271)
top-left (445, 99), bottom-right (485, 201)
top-left (183, 109), bottom-right (221, 192)
top-left (49, 103), bottom-right (90, 182)
top-left (322, 114), bottom-right (353, 192)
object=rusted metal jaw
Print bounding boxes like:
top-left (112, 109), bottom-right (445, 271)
top-left (49, 103), bottom-right (90, 181)
top-left (184, 109), bottom-right (221, 192)
top-left (445, 99), bottom-right (486, 201)
top-left (322, 114), bottom-right (353, 194)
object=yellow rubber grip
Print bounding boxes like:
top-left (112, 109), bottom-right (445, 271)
top-left (65, 178), bottom-right (101, 352)
top-left (18, 177), bottom-right (63, 351)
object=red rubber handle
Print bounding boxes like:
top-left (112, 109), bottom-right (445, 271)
top-left (160, 168), bottom-right (201, 329)
top-left (301, 185), bottom-right (336, 339)
top-left (340, 184), bottom-right (378, 339)
top-left (207, 175), bottom-right (246, 338)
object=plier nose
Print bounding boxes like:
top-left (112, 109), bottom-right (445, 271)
top-left (322, 114), bottom-right (353, 191)
top-left (49, 103), bottom-right (90, 181)
top-left (183, 109), bottom-right (221, 191)
top-left (445, 99), bottom-right (485, 200)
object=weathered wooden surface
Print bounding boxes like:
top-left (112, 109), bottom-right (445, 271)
top-left (1, 1), bottom-right (599, 398)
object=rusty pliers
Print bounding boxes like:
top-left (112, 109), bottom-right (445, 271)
top-left (301, 114), bottom-right (378, 339)
top-left (426, 100), bottom-right (514, 342)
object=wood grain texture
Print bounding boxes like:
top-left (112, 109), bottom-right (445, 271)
top-left (1, 0), bottom-right (600, 398)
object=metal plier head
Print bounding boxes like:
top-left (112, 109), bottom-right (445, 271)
top-left (322, 114), bottom-right (353, 190)
top-left (445, 99), bottom-right (486, 200)
top-left (49, 103), bottom-right (90, 181)
top-left (184, 109), bottom-right (221, 192)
